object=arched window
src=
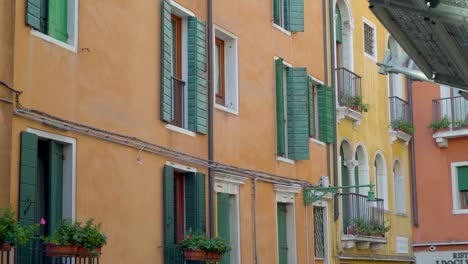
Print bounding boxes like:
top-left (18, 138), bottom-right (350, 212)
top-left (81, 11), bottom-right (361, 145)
top-left (393, 160), bottom-right (406, 214)
top-left (374, 153), bottom-right (389, 210)
top-left (355, 145), bottom-right (370, 196)
top-left (335, 0), bottom-right (354, 71)
top-left (387, 36), bottom-right (404, 99)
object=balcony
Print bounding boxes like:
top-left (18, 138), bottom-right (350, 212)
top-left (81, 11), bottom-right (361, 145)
top-left (339, 193), bottom-right (387, 251)
top-left (389, 96), bottom-right (412, 145)
top-left (432, 96), bottom-right (468, 148)
top-left (336, 68), bottom-right (363, 129)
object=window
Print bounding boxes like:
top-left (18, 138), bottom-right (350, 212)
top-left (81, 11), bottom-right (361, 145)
top-left (363, 19), bottom-right (377, 60)
top-left (393, 160), bottom-right (406, 214)
top-left (313, 207), bottom-right (325, 259)
top-left (451, 163), bottom-right (468, 213)
top-left (26, 0), bottom-right (78, 50)
top-left (272, 0), bottom-right (304, 32)
top-left (277, 202), bottom-right (289, 264)
top-left (308, 77), bottom-right (321, 140)
top-left (171, 14), bottom-right (185, 128)
top-left (214, 28), bottom-right (239, 113)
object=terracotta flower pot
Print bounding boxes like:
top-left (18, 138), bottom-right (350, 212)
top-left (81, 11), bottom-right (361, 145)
top-left (205, 251), bottom-right (222, 262)
top-left (0, 241), bottom-right (12, 252)
top-left (184, 249), bottom-right (207, 261)
top-left (77, 246), bottom-right (102, 257)
top-left (44, 242), bottom-right (79, 257)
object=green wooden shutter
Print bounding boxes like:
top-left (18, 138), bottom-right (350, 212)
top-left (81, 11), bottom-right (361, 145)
top-left (217, 193), bottom-right (231, 264)
top-left (187, 17), bottom-right (207, 134)
top-left (287, 67), bottom-right (309, 160)
top-left (308, 76), bottom-right (314, 137)
top-left (26, 0), bottom-right (47, 33)
top-left (318, 85), bottom-right (335, 143)
top-left (163, 165), bottom-right (176, 264)
top-left (458, 166), bottom-right (468, 191)
top-left (161, 0), bottom-right (173, 123)
top-left (17, 131), bottom-right (38, 264)
top-left (335, 5), bottom-right (343, 43)
top-left (48, 0), bottom-right (68, 42)
top-left (49, 141), bottom-right (63, 234)
top-left (285, 0), bottom-right (304, 32)
top-left (185, 172), bottom-right (206, 233)
top-left (273, 0), bottom-right (280, 25)
top-left (275, 59), bottom-right (286, 157)
top-left (277, 203), bottom-right (288, 264)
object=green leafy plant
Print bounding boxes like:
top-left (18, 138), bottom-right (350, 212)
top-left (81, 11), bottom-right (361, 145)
top-left (79, 219), bottom-right (107, 253)
top-left (180, 231), bottom-right (231, 255)
top-left (346, 95), bottom-right (370, 112)
top-left (391, 119), bottom-right (415, 134)
top-left (41, 219), bottom-right (81, 245)
top-left (428, 116), bottom-right (451, 131)
top-left (348, 218), bottom-right (390, 237)
top-left (453, 117), bottom-right (468, 129)
top-left (0, 207), bottom-right (39, 247)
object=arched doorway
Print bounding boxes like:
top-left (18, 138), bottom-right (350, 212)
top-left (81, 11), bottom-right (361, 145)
top-left (374, 153), bottom-right (389, 210)
top-left (393, 160), bottom-right (406, 214)
top-left (355, 145), bottom-right (370, 196)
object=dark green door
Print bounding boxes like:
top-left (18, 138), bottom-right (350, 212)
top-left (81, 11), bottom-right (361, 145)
top-left (49, 141), bottom-right (63, 235)
top-left (217, 193), bottom-right (231, 264)
top-left (341, 147), bottom-right (351, 234)
top-left (277, 203), bottom-right (288, 264)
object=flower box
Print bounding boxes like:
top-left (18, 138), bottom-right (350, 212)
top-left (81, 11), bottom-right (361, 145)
top-left (0, 241), bottom-right (11, 252)
top-left (183, 250), bottom-right (222, 261)
top-left (205, 251), bottom-right (222, 261)
top-left (44, 242), bottom-right (79, 257)
top-left (77, 246), bottom-right (102, 257)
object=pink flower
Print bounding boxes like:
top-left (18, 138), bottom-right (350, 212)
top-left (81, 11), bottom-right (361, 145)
top-left (186, 235), bottom-right (190, 239)
top-left (40, 218), bottom-right (46, 225)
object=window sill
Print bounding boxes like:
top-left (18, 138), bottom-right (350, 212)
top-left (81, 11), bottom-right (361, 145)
top-left (433, 128), bottom-right (468, 148)
top-left (166, 124), bottom-right (196, 137)
top-left (215, 104), bottom-right (239, 116)
top-left (310, 138), bottom-right (326, 146)
top-left (276, 156), bottom-right (295, 164)
top-left (395, 212), bottom-right (408, 217)
top-left (272, 23), bottom-right (292, 36)
top-left (453, 209), bottom-right (468, 215)
top-left (31, 29), bottom-right (77, 53)
top-left (364, 52), bottom-right (377, 62)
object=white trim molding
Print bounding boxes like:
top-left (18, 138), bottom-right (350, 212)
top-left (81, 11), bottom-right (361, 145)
top-left (362, 17), bottom-right (378, 62)
top-left (433, 128), bottom-right (468, 148)
top-left (336, 106), bottom-right (362, 130)
top-left (165, 161), bottom-right (197, 173)
top-left (165, 124), bottom-right (196, 137)
top-left (274, 184), bottom-right (302, 203)
top-left (451, 161), bottom-right (468, 214)
top-left (214, 171), bottom-right (247, 195)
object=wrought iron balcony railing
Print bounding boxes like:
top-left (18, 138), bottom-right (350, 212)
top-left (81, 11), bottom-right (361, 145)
top-left (339, 192), bottom-right (385, 236)
top-left (0, 249), bottom-right (11, 264)
top-left (336, 67), bottom-right (362, 112)
top-left (432, 96), bottom-right (468, 131)
top-left (389, 96), bottom-right (412, 133)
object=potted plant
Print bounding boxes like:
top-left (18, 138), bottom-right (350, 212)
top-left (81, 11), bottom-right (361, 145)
top-left (428, 116), bottom-right (451, 132)
top-left (453, 117), bottom-right (468, 129)
top-left (348, 218), bottom-right (390, 237)
top-left (180, 232), bottom-right (230, 261)
top-left (391, 119), bottom-right (415, 135)
top-left (347, 95), bottom-right (370, 113)
top-left (76, 219), bottom-right (107, 257)
top-left (0, 207), bottom-right (39, 251)
top-left (42, 219), bottom-right (81, 257)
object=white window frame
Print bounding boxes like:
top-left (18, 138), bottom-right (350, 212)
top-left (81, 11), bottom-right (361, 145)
top-left (451, 162), bottom-right (468, 214)
top-left (274, 184), bottom-right (301, 264)
top-left (312, 200), bottom-right (330, 264)
top-left (26, 128), bottom-right (76, 220)
top-left (272, 0), bottom-right (291, 35)
top-left (31, 0), bottom-right (79, 53)
top-left (308, 75), bottom-right (324, 143)
top-left (362, 17), bottom-right (377, 62)
top-left (396, 236), bottom-right (409, 254)
top-left (393, 160), bottom-right (407, 215)
top-left (213, 26), bottom-right (239, 116)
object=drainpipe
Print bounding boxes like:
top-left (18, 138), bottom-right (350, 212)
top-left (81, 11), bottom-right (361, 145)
top-left (253, 179), bottom-right (259, 264)
top-left (328, 0), bottom-right (339, 222)
top-left (323, 0), bottom-right (330, 182)
top-left (407, 78), bottom-right (419, 227)
top-left (207, 0), bottom-right (215, 238)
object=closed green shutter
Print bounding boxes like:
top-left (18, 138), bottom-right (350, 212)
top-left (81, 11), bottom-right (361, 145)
top-left (335, 5), bottom-right (342, 43)
top-left (277, 203), bottom-right (288, 264)
top-left (285, 0), bottom-right (304, 32)
top-left (163, 165), bottom-right (176, 264)
top-left (48, 0), bottom-right (68, 42)
top-left (187, 17), bottom-right (207, 134)
top-left (273, 0), bottom-right (280, 25)
top-left (49, 141), bottom-right (63, 234)
top-left (308, 76), bottom-right (314, 137)
top-left (458, 166), bottom-right (468, 191)
top-left (160, 0), bottom-right (173, 122)
top-left (275, 59), bottom-right (286, 157)
top-left (185, 172), bottom-right (206, 233)
top-left (217, 193), bottom-right (231, 264)
top-left (318, 85), bottom-right (335, 143)
top-left (26, 0), bottom-right (47, 33)
top-left (287, 67), bottom-right (309, 160)
top-left (17, 131), bottom-right (38, 264)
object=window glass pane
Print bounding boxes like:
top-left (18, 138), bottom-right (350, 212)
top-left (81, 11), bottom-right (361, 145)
top-left (171, 19), bottom-right (177, 76)
top-left (215, 44), bottom-right (220, 95)
top-left (313, 207), bottom-right (325, 258)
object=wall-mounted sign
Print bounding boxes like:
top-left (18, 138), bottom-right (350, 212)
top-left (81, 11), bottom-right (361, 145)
top-left (415, 251), bottom-right (468, 264)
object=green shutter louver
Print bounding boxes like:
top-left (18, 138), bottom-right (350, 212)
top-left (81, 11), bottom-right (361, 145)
top-left (458, 166), bottom-right (468, 191)
top-left (335, 5), bottom-right (343, 43)
top-left (185, 172), bottom-right (206, 233)
top-left (17, 131), bottom-right (38, 264)
top-left (287, 67), bottom-right (309, 160)
top-left (308, 76), bottom-right (314, 138)
top-left (26, 0), bottom-right (47, 33)
top-left (163, 165), bottom-right (176, 264)
top-left (217, 193), bottom-right (231, 264)
top-left (160, 0), bottom-right (173, 123)
top-left (277, 203), bottom-right (288, 264)
top-left (187, 17), bottom-right (208, 134)
top-left (285, 0), bottom-right (304, 32)
top-left (275, 59), bottom-right (286, 157)
top-left (48, 0), bottom-right (68, 42)
top-left (49, 141), bottom-right (63, 234)
top-left (318, 85), bottom-right (335, 143)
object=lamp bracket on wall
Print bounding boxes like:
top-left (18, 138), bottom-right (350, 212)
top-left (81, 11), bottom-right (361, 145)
top-left (303, 184), bottom-right (375, 205)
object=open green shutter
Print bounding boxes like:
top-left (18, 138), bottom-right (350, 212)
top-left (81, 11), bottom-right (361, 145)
top-left (335, 5), bottom-right (343, 43)
top-left (285, 0), bottom-right (304, 32)
top-left (187, 17), bottom-right (207, 134)
top-left (185, 172), bottom-right (206, 233)
top-left (318, 85), bottom-right (335, 143)
top-left (273, 0), bottom-right (280, 25)
top-left (48, 0), bottom-right (68, 42)
top-left (161, 0), bottom-right (173, 122)
top-left (275, 59), bottom-right (286, 156)
top-left (49, 141), bottom-right (63, 234)
top-left (26, 0), bottom-right (47, 33)
top-left (163, 165), bottom-right (176, 264)
top-left (277, 203), bottom-right (288, 264)
top-left (458, 166), bottom-right (468, 191)
top-left (287, 67), bottom-right (309, 160)
top-left (308, 76), bottom-right (314, 137)
top-left (17, 131), bottom-right (38, 264)
top-left (217, 193), bottom-right (231, 264)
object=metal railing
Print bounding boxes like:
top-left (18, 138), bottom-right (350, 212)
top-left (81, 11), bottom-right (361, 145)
top-left (339, 192), bottom-right (385, 235)
top-left (171, 77), bottom-right (186, 128)
top-left (432, 96), bottom-right (468, 130)
top-left (389, 96), bottom-right (411, 130)
top-left (336, 67), bottom-right (362, 112)
top-left (1, 250), bottom-right (11, 264)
